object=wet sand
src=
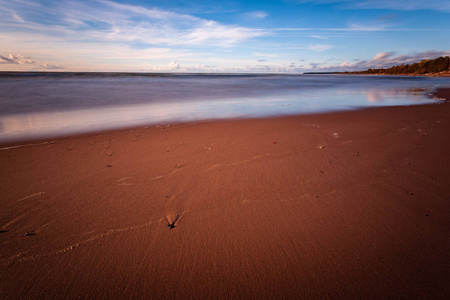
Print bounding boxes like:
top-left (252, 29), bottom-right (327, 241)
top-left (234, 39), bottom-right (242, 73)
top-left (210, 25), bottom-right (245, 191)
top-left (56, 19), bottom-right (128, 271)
top-left (1, 89), bottom-right (449, 299)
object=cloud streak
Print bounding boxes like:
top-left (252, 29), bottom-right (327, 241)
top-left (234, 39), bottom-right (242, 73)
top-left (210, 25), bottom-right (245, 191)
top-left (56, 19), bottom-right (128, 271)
top-left (246, 11), bottom-right (269, 19)
top-left (306, 44), bottom-right (332, 52)
top-left (296, 0), bottom-right (450, 12)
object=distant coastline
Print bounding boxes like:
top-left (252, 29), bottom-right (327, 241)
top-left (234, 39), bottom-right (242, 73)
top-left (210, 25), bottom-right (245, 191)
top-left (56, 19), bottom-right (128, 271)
top-left (324, 56), bottom-right (450, 77)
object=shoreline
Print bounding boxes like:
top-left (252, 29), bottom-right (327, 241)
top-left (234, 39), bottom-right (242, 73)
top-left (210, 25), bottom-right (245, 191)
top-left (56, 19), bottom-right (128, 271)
top-left (1, 89), bottom-right (450, 298)
top-left (0, 88), bottom-right (447, 148)
top-left (0, 102), bottom-right (439, 148)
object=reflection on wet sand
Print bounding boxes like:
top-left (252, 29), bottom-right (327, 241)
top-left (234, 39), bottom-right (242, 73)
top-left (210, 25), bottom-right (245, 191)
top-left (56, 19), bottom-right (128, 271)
top-left (0, 87), bottom-right (441, 143)
top-left (365, 89), bottom-right (412, 103)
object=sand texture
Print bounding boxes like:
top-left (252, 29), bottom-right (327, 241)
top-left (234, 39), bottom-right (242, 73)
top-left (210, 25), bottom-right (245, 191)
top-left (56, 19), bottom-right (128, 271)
top-left (1, 90), bottom-right (450, 299)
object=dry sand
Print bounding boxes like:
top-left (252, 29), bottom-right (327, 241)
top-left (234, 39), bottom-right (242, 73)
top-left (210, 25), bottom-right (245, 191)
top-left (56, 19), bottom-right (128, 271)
top-left (1, 89), bottom-right (449, 299)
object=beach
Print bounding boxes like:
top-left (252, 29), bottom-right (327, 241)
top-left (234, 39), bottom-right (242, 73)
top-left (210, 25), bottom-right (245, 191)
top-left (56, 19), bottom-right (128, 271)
top-left (1, 89), bottom-right (449, 298)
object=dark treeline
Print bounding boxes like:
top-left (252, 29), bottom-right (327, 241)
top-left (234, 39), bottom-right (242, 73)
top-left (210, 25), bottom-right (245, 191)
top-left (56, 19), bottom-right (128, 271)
top-left (352, 56), bottom-right (450, 75)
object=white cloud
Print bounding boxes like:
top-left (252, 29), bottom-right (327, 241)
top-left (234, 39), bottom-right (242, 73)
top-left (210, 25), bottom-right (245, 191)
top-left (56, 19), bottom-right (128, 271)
top-left (307, 44), bottom-right (332, 52)
top-left (0, 0), bottom-right (265, 48)
top-left (246, 11), bottom-right (269, 19)
top-left (0, 53), bottom-right (65, 70)
top-left (97, 0), bottom-right (198, 21)
top-left (0, 54), bottom-right (34, 64)
top-left (0, 0), bottom-right (270, 71)
top-left (339, 61), bottom-right (351, 67)
top-left (35, 63), bottom-right (64, 70)
top-left (372, 52), bottom-right (395, 61)
top-left (168, 61), bottom-right (180, 70)
top-left (183, 20), bottom-right (263, 47)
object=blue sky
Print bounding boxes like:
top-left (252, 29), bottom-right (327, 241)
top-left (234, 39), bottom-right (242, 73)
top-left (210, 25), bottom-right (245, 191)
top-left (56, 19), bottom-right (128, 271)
top-left (0, 0), bottom-right (449, 72)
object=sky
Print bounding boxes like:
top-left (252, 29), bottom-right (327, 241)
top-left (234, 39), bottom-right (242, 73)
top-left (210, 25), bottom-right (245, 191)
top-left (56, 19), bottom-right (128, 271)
top-left (0, 0), bottom-right (449, 73)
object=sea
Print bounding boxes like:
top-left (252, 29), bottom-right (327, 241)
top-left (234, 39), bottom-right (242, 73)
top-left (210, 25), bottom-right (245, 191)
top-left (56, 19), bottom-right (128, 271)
top-left (1, 72), bottom-right (449, 143)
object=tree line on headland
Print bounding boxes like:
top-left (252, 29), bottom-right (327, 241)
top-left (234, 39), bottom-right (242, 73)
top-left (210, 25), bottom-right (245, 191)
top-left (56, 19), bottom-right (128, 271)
top-left (347, 56), bottom-right (450, 77)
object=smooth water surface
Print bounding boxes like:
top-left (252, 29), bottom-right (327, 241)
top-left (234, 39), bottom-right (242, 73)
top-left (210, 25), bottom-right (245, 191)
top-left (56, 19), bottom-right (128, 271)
top-left (0, 72), bottom-right (449, 143)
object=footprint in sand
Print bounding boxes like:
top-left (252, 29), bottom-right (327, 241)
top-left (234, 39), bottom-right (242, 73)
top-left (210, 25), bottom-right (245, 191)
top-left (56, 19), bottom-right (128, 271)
top-left (165, 214), bottom-right (180, 229)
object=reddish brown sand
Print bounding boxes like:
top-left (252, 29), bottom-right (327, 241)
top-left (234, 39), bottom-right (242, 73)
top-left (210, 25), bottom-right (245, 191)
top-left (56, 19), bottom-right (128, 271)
top-left (1, 90), bottom-right (449, 299)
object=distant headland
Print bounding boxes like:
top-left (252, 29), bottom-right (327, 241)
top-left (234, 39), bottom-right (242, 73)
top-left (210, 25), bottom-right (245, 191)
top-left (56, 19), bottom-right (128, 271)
top-left (305, 56), bottom-right (450, 77)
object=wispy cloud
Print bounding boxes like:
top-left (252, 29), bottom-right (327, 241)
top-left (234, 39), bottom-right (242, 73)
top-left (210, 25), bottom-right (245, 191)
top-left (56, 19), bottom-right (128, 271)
top-left (350, 0), bottom-right (450, 12)
top-left (253, 53), bottom-right (279, 57)
top-left (245, 11), bottom-right (269, 19)
top-left (97, 0), bottom-right (198, 21)
top-left (11, 12), bottom-right (24, 23)
top-left (347, 22), bottom-right (387, 31)
top-left (183, 20), bottom-right (263, 47)
top-left (286, 44), bottom-right (333, 52)
top-left (295, 0), bottom-right (450, 12)
top-left (0, 54), bottom-right (34, 64)
top-left (270, 26), bottom-right (439, 32)
top-left (372, 52), bottom-right (395, 61)
top-left (310, 35), bottom-right (328, 39)
top-left (306, 44), bottom-right (332, 52)
top-left (0, 0), bottom-right (271, 71)
top-left (0, 0), bottom-right (265, 48)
